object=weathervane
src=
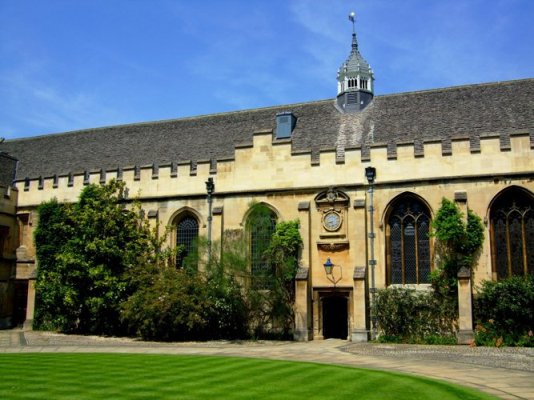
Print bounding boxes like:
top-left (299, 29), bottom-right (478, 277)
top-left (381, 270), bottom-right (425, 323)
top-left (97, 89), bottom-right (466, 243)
top-left (348, 11), bottom-right (356, 33)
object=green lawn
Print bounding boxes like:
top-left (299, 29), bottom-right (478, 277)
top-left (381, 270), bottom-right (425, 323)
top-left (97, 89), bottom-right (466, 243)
top-left (0, 353), bottom-right (496, 399)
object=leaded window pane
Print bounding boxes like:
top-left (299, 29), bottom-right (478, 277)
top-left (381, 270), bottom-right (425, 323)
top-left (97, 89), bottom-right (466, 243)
top-left (249, 208), bottom-right (277, 288)
top-left (387, 196), bottom-right (431, 285)
top-left (494, 217), bottom-right (508, 280)
top-left (490, 188), bottom-right (534, 279)
top-left (176, 216), bottom-right (199, 269)
top-left (509, 214), bottom-right (524, 276)
top-left (404, 221), bottom-right (417, 284)
top-left (390, 220), bottom-right (402, 284)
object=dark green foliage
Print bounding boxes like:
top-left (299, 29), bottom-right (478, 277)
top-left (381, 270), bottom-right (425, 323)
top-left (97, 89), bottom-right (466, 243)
top-left (204, 275), bottom-right (249, 339)
top-left (122, 233), bottom-right (249, 342)
top-left (34, 192), bottom-right (300, 341)
top-left (121, 268), bottom-right (207, 341)
top-left (429, 199), bottom-right (484, 331)
top-left (33, 199), bottom-right (74, 330)
top-left (431, 199), bottom-right (484, 293)
top-left (34, 180), bottom-right (165, 335)
top-left (374, 288), bottom-right (457, 344)
top-left (121, 267), bottom-right (248, 341)
top-left (474, 276), bottom-right (534, 347)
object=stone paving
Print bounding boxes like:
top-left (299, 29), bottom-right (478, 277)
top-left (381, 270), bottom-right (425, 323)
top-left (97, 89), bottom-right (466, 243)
top-left (1, 329), bottom-right (533, 399)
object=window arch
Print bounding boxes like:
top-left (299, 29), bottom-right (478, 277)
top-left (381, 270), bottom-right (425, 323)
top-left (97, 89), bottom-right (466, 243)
top-left (490, 187), bottom-right (534, 279)
top-left (176, 214), bottom-right (199, 269)
top-left (386, 194), bottom-right (431, 285)
top-left (246, 205), bottom-right (277, 288)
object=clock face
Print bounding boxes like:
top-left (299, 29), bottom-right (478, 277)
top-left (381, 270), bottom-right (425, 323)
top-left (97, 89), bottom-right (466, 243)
top-left (323, 211), bottom-right (341, 231)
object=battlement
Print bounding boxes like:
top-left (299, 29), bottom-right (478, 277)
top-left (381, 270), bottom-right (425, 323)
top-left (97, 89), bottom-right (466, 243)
top-left (13, 129), bottom-right (534, 207)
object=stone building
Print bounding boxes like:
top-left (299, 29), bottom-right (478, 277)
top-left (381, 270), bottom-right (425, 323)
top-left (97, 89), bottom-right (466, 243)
top-left (1, 22), bottom-right (533, 340)
top-left (0, 152), bottom-right (19, 328)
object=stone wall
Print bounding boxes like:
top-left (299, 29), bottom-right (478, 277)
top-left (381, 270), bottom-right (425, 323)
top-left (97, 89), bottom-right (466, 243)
top-left (11, 129), bottom-right (534, 336)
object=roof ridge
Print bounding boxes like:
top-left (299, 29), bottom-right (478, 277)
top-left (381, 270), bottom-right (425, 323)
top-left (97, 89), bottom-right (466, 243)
top-left (376, 77), bottom-right (534, 98)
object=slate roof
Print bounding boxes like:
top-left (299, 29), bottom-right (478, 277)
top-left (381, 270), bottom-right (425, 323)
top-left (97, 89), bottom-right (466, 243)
top-left (0, 153), bottom-right (17, 187)
top-left (2, 78), bottom-right (533, 181)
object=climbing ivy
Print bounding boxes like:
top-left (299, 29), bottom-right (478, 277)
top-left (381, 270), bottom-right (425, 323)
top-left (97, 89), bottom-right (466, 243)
top-left (431, 198), bottom-right (484, 294)
top-left (429, 198), bottom-right (484, 330)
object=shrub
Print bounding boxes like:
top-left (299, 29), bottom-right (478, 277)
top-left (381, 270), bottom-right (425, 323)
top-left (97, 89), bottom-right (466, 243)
top-left (122, 268), bottom-right (207, 341)
top-left (473, 275), bottom-right (534, 347)
top-left (121, 268), bottom-right (248, 341)
top-left (204, 275), bottom-right (249, 340)
top-left (374, 287), bottom-right (456, 344)
top-left (34, 180), bottom-right (176, 335)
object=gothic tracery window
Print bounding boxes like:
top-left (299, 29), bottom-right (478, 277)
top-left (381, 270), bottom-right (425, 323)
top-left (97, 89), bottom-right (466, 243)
top-left (176, 214), bottom-right (199, 269)
top-left (490, 187), bottom-right (534, 279)
top-left (387, 195), bottom-right (431, 285)
top-left (247, 205), bottom-right (277, 288)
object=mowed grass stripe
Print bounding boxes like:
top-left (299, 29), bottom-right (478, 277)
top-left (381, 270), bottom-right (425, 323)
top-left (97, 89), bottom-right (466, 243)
top-left (0, 353), bottom-right (497, 400)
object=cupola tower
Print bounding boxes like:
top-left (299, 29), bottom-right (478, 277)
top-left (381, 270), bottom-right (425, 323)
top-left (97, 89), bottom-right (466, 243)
top-left (336, 12), bottom-right (374, 112)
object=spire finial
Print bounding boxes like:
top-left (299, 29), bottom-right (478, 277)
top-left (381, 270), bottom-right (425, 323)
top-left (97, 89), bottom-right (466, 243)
top-left (348, 11), bottom-right (358, 51)
top-left (348, 11), bottom-right (356, 34)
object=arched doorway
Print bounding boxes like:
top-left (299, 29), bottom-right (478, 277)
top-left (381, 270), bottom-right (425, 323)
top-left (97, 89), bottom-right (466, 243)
top-left (322, 295), bottom-right (348, 339)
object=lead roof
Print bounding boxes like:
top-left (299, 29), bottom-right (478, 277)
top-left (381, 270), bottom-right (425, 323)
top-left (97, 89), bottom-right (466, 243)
top-left (2, 78), bottom-right (533, 181)
top-left (338, 33), bottom-right (373, 78)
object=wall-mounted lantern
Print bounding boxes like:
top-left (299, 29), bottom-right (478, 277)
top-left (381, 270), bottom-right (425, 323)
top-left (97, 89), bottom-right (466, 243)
top-left (323, 257), bottom-right (342, 286)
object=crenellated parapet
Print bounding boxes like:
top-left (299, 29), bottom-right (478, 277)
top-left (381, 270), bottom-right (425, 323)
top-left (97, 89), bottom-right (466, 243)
top-left (13, 128), bottom-right (534, 207)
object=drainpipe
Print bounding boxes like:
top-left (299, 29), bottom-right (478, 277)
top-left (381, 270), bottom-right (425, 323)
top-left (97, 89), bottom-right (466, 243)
top-left (205, 177), bottom-right (215, 263)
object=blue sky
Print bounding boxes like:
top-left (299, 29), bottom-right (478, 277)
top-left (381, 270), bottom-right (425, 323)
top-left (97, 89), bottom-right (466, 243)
top-left (1, 0), bottom-right (533, 139)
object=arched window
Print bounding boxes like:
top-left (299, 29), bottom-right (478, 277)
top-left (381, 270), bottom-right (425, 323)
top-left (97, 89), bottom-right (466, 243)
top-left (386, 195), bottom-right (431, 285)
top-left (490, 187), bottom-right (534, 279)
top-left (176, 215), bottom-right (199, 269)
top-left (247, 205), bottom-right (277, 288)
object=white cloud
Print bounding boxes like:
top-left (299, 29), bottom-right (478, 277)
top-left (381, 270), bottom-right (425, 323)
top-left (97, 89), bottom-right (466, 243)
top-left (0, 69), bottom-right (126, 138)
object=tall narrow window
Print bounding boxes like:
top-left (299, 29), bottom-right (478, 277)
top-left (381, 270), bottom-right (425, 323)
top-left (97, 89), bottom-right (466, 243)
top-left (387, 195), bottom-right (431, 285)
top-left (247, 206), bottom-right (277, 288)
top-left (490, 187), bottom-right (534, 279)
top-left (176, 215), bottom-right (199, 269)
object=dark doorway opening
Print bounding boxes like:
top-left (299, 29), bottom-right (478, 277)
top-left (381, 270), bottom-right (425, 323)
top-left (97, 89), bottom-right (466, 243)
top-left (322, 295), bottom-right (348, 339)
top-left (13, 280), bottom-right (28, 327)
